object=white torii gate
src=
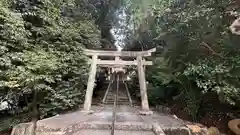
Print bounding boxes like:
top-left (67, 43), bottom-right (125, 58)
top-left (82, 48), bottom-right (156, 114)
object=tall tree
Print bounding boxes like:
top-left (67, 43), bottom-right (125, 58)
top-left (0, 0), bottom-right (101, 131)
top-left (148, 0), bottom-right (240, 118)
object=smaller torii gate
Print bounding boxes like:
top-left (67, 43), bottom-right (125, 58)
top-left (82, 48), bottom-right (156, 114)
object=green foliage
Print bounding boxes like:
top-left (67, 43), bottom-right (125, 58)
top-left (148, 57), bottom-right (174, 85)
top-left (147, 83), bottom-right (166, 106)
top-left (122, 0), bottom-right (173, 40)
top-left (183, 57), bottom-right (240, 104)
top-left (144, 0), bottom-right (240, 119)
top-left (183, 88), bottom-right (202, 121)
top-left (0, 0), bottom-right (100, 131)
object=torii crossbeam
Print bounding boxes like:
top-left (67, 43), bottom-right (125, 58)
top-left (82, 48), bottom-right (156, 114)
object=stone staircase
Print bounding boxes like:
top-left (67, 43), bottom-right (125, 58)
top-left (105, 83), bottom-right (129, 105)
top-left (105, 92), bottom-right (130, 106)
top-left (104, 81), bottom-right (138, 106)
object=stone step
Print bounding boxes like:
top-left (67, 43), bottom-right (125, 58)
top-left (107, 93), bottom-right (127, 95)
top-left (105, 101), bottom-right (130, 103)
top-left (105, 99), bottom-right (138, 102)
top-left (74, 121), bottom-right (153, 131)
top-left (105, 102), bottom-right (140, 105)
top-left (106, 98), bottom-right (129, 100)
top-left (106, 97), bottom-right (129, 100)
top-left (104, 102), bottom-right (140, 106)
top-left (106, 99), bottom-right (129, 102)
top-left (106, 98), bottom-right (129, 101)
top-left (106, 101), bottom-right (129, 103)
top-left (104, 102), bottom-right (130, 105)
top-left (105, 102), bottom-right (130, 104)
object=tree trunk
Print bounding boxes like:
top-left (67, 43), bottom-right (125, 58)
top-left (31, 89), bottom-right (38, 135)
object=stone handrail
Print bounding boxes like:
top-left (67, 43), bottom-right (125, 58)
top-left (102, 80), bottom-right (113, 103)
top-left (122, 80), bottom-right (133, 107)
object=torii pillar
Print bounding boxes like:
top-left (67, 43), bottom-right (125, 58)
top-left (137, 56), bottom-right (152, 115)
top-left (83, 55), bottom-right (97, 111)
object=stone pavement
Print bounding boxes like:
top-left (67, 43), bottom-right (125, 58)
top-left (11, 105), bottom-right (195, 135)
top-left (74, 129), bottom-right (155, 135)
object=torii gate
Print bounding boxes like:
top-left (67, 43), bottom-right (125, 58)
top-left (82, 48), bottom-right (156, 114)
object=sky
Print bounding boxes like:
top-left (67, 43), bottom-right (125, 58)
top-left (110, 7), bottom-right (131, 51)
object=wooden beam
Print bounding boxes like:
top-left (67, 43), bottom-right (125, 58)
top-left (84, 48), bottom-right (156, 57)
top-left (96, 59), bottom-right (153, 65)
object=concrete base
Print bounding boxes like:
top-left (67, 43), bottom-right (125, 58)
top-left (139, 111), bottom-right (153, 116)
top-left (11, 105), bottom-right (202, 135)
top-left (80, 110), bottom-right (94, 114)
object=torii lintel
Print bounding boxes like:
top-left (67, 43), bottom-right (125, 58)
top-left (84, 48), bottom-right (156, 57)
